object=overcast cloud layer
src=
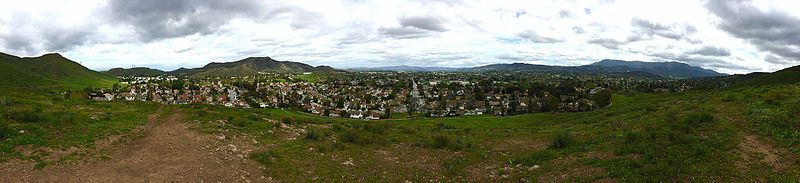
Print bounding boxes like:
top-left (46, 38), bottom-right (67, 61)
top-left (1, 0), bottom-right (799, 74)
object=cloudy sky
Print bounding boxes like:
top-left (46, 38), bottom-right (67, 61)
top-left (1, 0), bottom-right (799, 74)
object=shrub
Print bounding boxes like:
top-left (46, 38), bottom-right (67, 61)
top-left (435, 122), bottom-right (458, 130)
top-left (0, 122), bottom-right (13, 140)
top-left (432, 135), bottom-right (452, 149)
top-left (763, 90), bottom-right (782, 105)
top-left (511, 149), bottom-right (558, 166)
top-left (721, 93), bottom-right (736, 102)
top-left (682, 112), bottom-right (715, 125)
top-left (6, 108), bottom-right (48, 123)
top-left (340, 131), bottom-right (358, 143)
top-left (281, 116), bottom-right (295, 125)
top-left (552, 131), bottom-right (573, 149)
top-left (623, 131), bottom-right (642, 143)
top-left (250, 150), bottom-right (276, 165)
top-left (644, 104), bottom-right (658, 112)
top-left (305, 129), bottom-right (322, 140)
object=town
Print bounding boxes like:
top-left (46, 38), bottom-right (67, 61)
top-left (85, 71), bottom-right (693, 120)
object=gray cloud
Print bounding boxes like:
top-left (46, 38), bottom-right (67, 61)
top-left (378, 27), bottom-right (430, 39)
top-left (517, 30), bottom-right (562, 43)
top-left (630, 18), bottom-right (696, 40)
top-left (587, 38), bottom-right (625, 49)
top-left (650, 52), bottom-right (748, 71)
top-left (764, 54), bottom-right (794, 65)
top-left (107, 0), bottom-right (322, 42)
top-left (558, 10), bottom-right (572, 18)
top-left (688, 46), bottom-right (731, 57)
top-left (398, 16), bottom-right (448, 32)
top-left (107, 0), bottom-right (262, 41)
top-left (572, 26), bottom-right (586, 34)
top-left (706, 0), bottom-right (800, 60)
top-left (0, 31), bottom-right (38, 55)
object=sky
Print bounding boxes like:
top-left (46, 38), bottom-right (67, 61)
top-left (0, 0), bottom-right (799, 74)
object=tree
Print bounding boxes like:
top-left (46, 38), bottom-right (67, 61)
top-left (591, 89), bottom-right (613, 107)
top-left (543, 95), bottom-right (559, 112)
top-left (404, 94), bottom-right (417, 119)
top-left (384, 106), bottom-right (392, 119)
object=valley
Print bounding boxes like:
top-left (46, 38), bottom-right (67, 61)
top-left (0, 52), bottom-right (798, 182)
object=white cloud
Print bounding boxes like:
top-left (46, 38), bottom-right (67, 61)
top-left (0, 0), bottom-right (798, 74)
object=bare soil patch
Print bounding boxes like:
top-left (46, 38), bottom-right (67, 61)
top-left (737, 134), bottom-right (793, 171)
top-left (0, 108), bottom-right (268, 182)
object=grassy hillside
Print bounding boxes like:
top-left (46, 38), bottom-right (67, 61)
top-left (0, 53), bottom-right (116, 90)
top-left (177, 83), bottom-right (800, 182)
top-left (0, 88), bottom-right (160, 167)
top-left (180, 57), bottom-right (328, 78)
top-left (104, 67), bottom-right (165, 77)
top-left (1, 80), bottom-right (798, 181)
top-left (734, 65), bottom-right (800, 87)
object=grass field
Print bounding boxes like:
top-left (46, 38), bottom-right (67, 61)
top-left (1, 80), bottom-right (798, 181)
top-left (0, 88), bottom-right (159, 167)
top-left (177, 83), bottom-right (800, 182)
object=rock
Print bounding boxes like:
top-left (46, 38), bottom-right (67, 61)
top-left (532, 165), bottom-right (540, 169)
top-left (217, 135), bottom-right (226, 140)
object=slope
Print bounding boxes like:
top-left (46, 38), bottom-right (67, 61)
top-left (180, 57), bottom-right (333, 78)
top-left (734, 65), bottom-right (800, 87)
top-left (0, 52), bottom-right (117, 89)
top-left (104, 67), bottom-right (166, 77)
top-left (590, 59), bottom-right (726, 78)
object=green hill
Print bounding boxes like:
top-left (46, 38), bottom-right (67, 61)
top-left (171, 57), bottom-right (336, 78)
top-left (104, 67), bottom-right (166, 77)
top-left (0, 52), bottom-right (117, 89)
top-left (734, 65), bottom-right (800, 87)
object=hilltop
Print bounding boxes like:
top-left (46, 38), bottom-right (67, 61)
top-left (104, 67), bottom-right (166, 77)
top-left (0, 52), bottom-right (116, 89)
top-left (590, 59), bottom-right (726, 78)
top-left (348, 59), bottom-right (726, 78)
top-left (471, 59), bottom-right (726, 78)
top-left (169, 57), bottom-right (336, 78)
top-left (733, 65), bottom-right (800, 87)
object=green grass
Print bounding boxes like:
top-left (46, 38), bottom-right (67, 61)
top-left (0, 53), bottom-right (117, 90)
top-left (175, 83), bottom-right (800, 182)
top-left (2, 68), bottom-right (800, 181)
top-left (0, 88), bottom-right (158, 165)
top-left (294, 72), bottom-right (323, 83)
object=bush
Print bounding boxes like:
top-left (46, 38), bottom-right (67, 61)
top-left (339, 130), bottom-right (385, 145)
top-left (623, 131), bottom-right (642, 143)
top-left (763, 90), bottom-right (782, 105)
top-left (305, 129), bottom-right (322, 140)
top-left (250, 150), bottom-right (276, 165)
top-left (432, 135), bottom-right (451, 149)
top-left (281, 116), bottom-right (295, 125)
top-left (6, 108), bottom-right (49, 123)
top-left (435, 122), bottom-right (458, 130)
top-left (511, 149), bottom-right (558, 166)
top-left (340, 131), bottom-right (358, 143)
top-left (644, 104), bottom-right (658, 112)
top-left (682, 112), bottom-right (715, 125)
top-left (0, 122), bottom-right (13, 140)
top-left (552, 131), bottom-right (573, 149)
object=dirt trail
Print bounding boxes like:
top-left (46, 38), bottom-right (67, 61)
top-left (0, 107), bottom-right (267, 182)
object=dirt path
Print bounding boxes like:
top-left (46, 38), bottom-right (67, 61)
top-left (0, 107), bottom-right (268, 182)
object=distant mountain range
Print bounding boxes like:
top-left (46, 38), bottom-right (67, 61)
top-left (104, 67), bottom-right (166, 77)
top-left (3, 52), bottom-right (800, 90)
top-left (349, 65), bottom-right (461, 72)
top-left (0, 52), bottom-right (116, 89)
top-left (106, 56), bottom-right (335, 78)
top-left (351, 59), bottom-right (727, 78)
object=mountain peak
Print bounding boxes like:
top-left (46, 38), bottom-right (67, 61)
top-left (41, 53), bottom-right (65, 58)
